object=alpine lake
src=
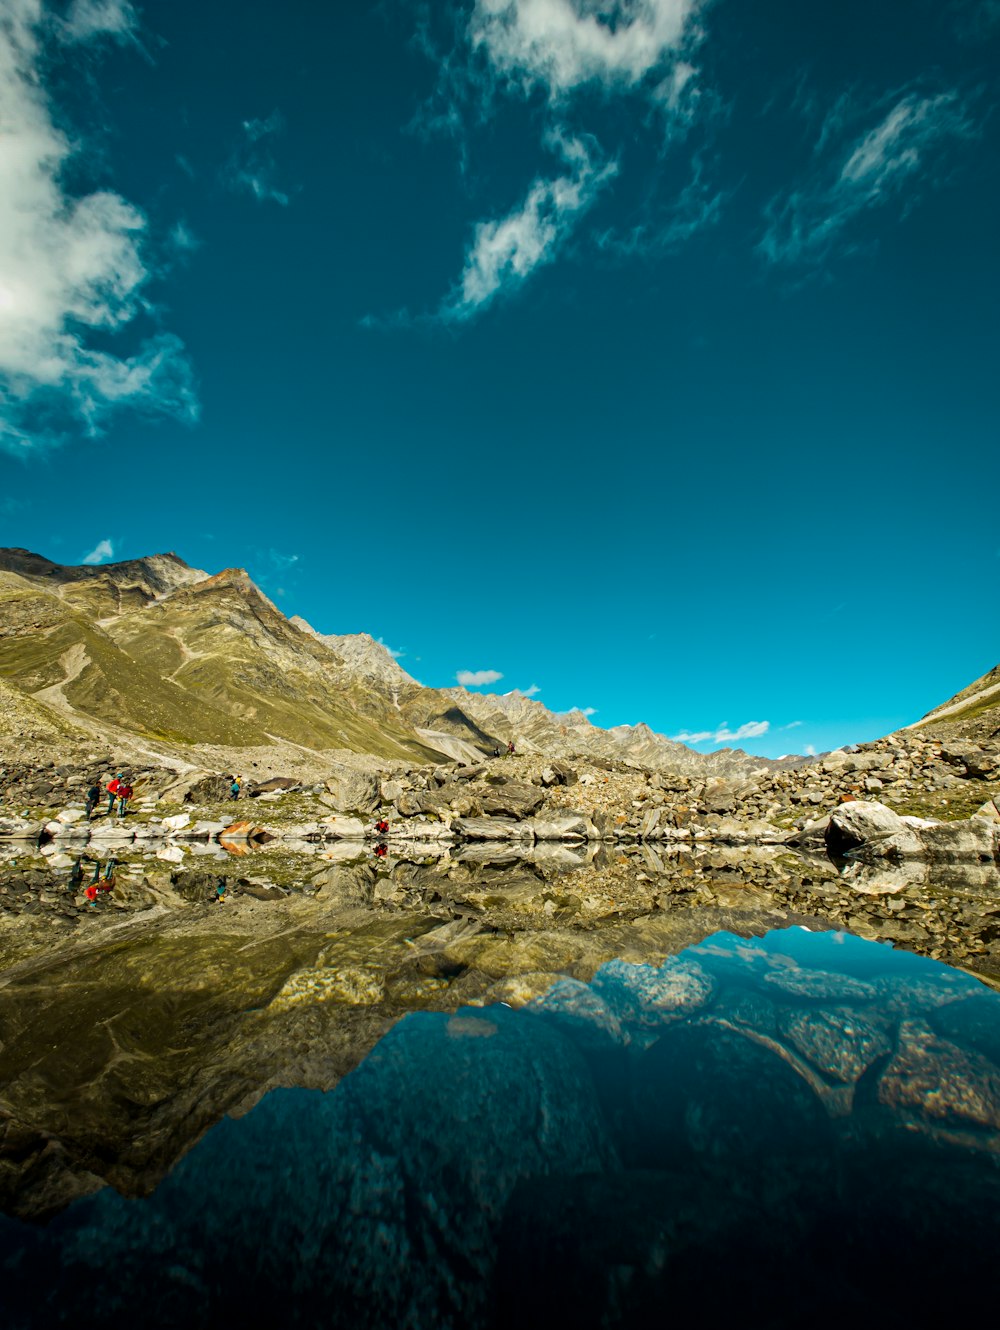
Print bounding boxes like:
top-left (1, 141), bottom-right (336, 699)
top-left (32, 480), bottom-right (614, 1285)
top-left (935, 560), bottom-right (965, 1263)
top-left (2, 836), bottom-right (1000, 1329)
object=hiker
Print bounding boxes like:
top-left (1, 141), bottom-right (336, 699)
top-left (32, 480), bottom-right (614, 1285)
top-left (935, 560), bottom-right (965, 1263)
top-left (229, 776), bottom-right (241, 801)
top-left (106, 773), bottom-right (122, 814)
top-left (493, 746), bottom-right (501, 758)
top-left (375, 817), bottom-right (389, 836)
top-left (507, 740), bottom-right (516, 757)
top-left (117, 780), bottom-right (133, 817)
top-left (85, 781), bottom-right (100, 820)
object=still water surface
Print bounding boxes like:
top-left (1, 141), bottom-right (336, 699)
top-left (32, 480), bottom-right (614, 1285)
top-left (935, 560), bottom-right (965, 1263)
top-left (3, 906), bottom-right (1000, 1328)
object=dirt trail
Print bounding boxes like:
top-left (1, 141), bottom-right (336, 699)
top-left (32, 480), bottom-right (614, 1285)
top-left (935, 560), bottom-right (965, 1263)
top-left (32, 643), bottom-right (90, 709)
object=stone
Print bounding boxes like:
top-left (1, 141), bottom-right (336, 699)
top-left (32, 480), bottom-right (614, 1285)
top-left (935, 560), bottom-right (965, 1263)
top-left (452, 817), bottom-right (534, 842)
top-left (878, 1019), bottom-right (1000, 1132)
top-left (825, 801), bottom-right (920, 858)
top-left (481, 783), bottom-right (545, 819)
top-left (323, 764), bottom-right (379, 816)
top-left (591, 956), bottom-right (715, 1027)
top-left (778, 1006), bottom-right (893, 1084)
top-left (530, 812), bottom-right (597, 842)
top-left (379, 779), bottom-right (404, 805)
top-left (183, 774), bottom-right (237, 804)
top-left (161, 813), bottom-right (191, 832)
top-left (321, 815), bottom-right (366, 840)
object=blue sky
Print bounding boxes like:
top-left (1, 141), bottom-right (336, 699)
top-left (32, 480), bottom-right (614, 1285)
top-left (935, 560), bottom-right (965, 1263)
top-left (1, 0), bottom-right (998, 758)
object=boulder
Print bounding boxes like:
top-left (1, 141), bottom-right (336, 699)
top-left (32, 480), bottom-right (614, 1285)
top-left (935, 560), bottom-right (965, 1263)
top-left (481, 783), bottom-right (545, 819)
top-left (530, 813), bottom-right (597, 842)
top-left (379, 779), bottom-right (404, 805)
top-left (452, 817), bottom-right (534, 842)
top-left (825, 801), bottom-right (921, 858)
top-left (161, 813), bottom-right (191, 833)
top-left (321, 815), bottom-right (366, 840)
top-left (252, 776), bottom-right (300, 795)
top-left (183, 775), bottom-right (237, 804)
top-left (323, 764), bottom-right (379, 816)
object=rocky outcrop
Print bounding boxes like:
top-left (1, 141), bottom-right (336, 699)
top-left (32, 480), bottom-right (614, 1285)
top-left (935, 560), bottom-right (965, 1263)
top-left (827, 800), bottom-right (1000, 863)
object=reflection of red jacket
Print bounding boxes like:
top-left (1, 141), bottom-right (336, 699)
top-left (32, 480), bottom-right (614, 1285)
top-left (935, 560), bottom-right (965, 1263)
top-left (107, 779), bottom-right (120, 795)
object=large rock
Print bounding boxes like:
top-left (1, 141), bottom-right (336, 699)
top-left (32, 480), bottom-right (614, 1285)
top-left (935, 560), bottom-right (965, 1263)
top-left (825, 801), bottom-right (921, 858)
top-left (530, 812), bottom-right (597, 842)
top-left (481, 782), bottom-right (545, 819)
top-left (323, 764), bottom-right (379, 816)
top-left (828, 800), bottom-right (1000, 863)
top-left (452, 817), bottom-right (534, 842)
top-left (321, 815), bottom-right (366, 840)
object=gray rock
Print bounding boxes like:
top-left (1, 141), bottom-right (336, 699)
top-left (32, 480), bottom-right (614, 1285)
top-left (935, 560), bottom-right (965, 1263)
top-left (323, 764), bottom-right (379, 816)
top-left (825, 801), bottom-right (921, 858)
top-left (530, 812), bottom-right (597, 842)
top-left (452, 817), bottom-right (534, 842)
top-left (481, 782), bottom-right (545, 819)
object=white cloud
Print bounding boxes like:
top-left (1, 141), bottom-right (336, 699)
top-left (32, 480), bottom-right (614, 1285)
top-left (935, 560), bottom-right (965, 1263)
top-left (268, 549), bottom-right (299, 571)
top-left (82, 537), bottom-right (114, 564)
top-left (0, 1), bottom-right (197, 454)
top-left (577, 705), bottom-right (597, 717)
top-left (779, 720), bottom-right (803, 731)
top-left (673, 720), bottom-right (770, 745)
top-left (804, 744), bottom-right (817, 757)
top-left (760, 89), bottom-right (976, 267)
top-left (469, 0), bottom-right (706, 98)
top-left (457, 668), bottom-right (504, 686)
top-left (377, 637), bottom-right (405, 660)
top-left (224, 112), bottom-right (291, 206)
top-left (443, 130), bottom-right (616, 319)
top-left (513, 683), bottom-right (541, 697)
top-left (62, 0), bottom-right (137, 42)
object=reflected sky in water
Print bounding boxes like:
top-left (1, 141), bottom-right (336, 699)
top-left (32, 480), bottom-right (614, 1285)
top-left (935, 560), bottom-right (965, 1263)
top-left (3, 927), bottom-right (1000, 1329)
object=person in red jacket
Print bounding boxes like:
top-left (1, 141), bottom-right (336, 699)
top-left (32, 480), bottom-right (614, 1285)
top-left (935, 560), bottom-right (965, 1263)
top-left (106, 774), bottom-right (122, 815)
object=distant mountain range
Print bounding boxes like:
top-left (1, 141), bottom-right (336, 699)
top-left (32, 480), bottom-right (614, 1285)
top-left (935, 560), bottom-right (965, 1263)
top-left (0, 548), bottom-right (803, 773)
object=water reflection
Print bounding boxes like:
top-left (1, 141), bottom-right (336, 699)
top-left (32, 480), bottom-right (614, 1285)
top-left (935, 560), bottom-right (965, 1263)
top-left (2, 929), bottom-right (1000, 1328)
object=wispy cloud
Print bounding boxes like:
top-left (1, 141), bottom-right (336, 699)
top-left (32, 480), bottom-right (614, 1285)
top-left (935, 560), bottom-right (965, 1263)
top-left (760, 88), bottom-right (977, 268)
top-left (673, 720), bottom-right (770, 745)
top-left (224, 112), bottom-right (292, 206)
top-left (62, 0), bottom-right (138, 42)
top-left (378, 637), bottom-right (405, 660)
top-left (441, 130), bottom-right (616, 320)
top-left (0, 2), bottom-right (197, 455)
top-left (468, 0), bottom-right (707, 99)
top-left (82, 537), bottom-right (115, 565)
top-left (509, 684), bottom-right (541, 698)
top-left (387, 0), bottom-right (714, 321)
top-left (268, 549), bottom-right (299, 571)
top-left (594, 153), bottom-right (726, 258)
top-left (457, 668), bottom-right (504, 686)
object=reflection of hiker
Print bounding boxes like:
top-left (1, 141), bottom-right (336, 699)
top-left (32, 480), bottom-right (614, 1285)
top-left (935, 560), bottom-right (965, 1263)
top-left (374, 844), bottom-right (387, 858)
top-left (69, 857), bottom-right (85, 889)
top-left (106, 774), bottom-right (122, 814)
top-left (85, 782), bottom-right (100, 820)
top-left (215, 879), bottom-right (227, 903)
top-left (85, 884), bottom-right (99, 907)
top-left (102, 857), bottom-right (117, 889)
top-left (117, 781), bottom-right (133, 817)
top-left (375, 818), bottom-right (389, 836)
top-left (229, 776), bottom-right (241, 801)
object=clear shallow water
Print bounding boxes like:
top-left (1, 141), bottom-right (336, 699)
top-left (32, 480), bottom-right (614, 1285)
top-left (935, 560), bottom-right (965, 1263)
top-left (3, 927), bottom-right (1000, 1329)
